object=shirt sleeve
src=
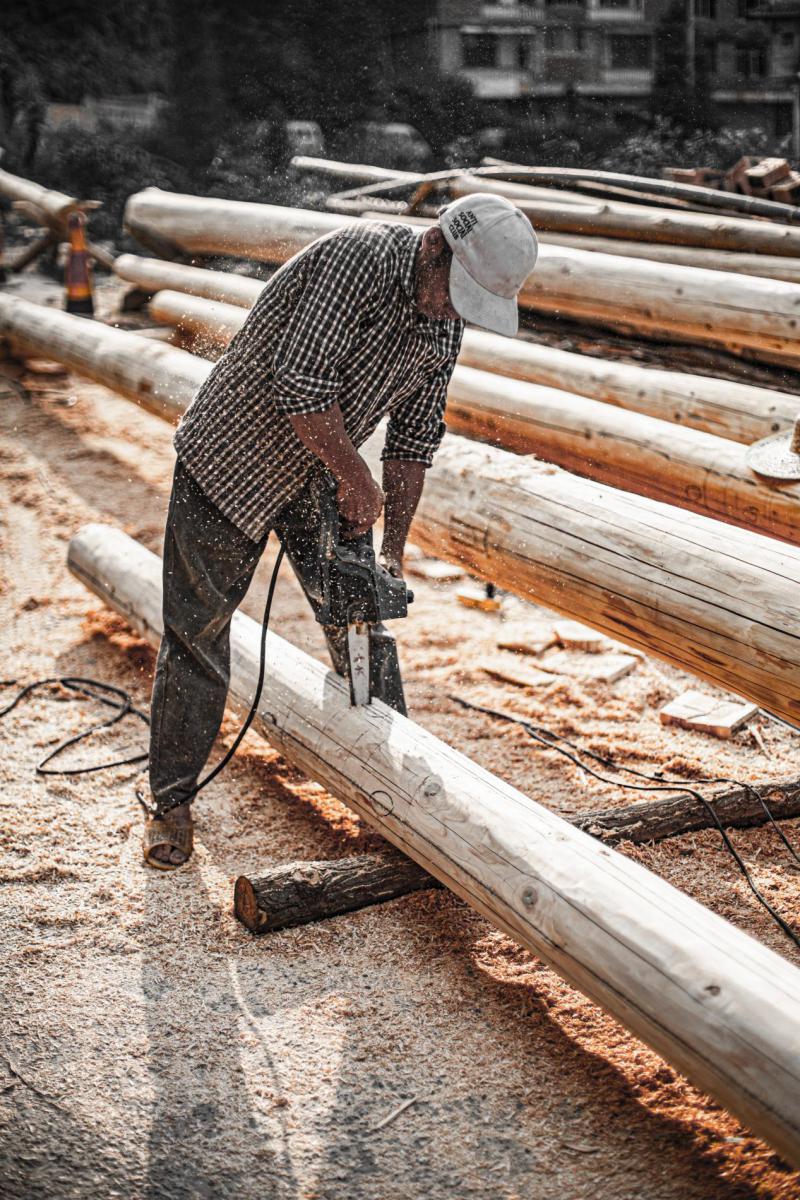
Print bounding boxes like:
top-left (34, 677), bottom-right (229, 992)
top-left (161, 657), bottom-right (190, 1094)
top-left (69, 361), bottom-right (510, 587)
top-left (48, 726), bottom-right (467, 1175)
top-left (381, 350), bottom-right (461, 467)
top-left (271, 235), bottom-right (384, 416)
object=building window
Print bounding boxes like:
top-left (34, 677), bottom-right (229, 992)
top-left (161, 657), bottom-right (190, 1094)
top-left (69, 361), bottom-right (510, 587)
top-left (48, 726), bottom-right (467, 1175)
top-left (461, 33), bottom-right (499, 68)
top-left (780, 30), bottom-right (796, 46)
top-left (694, 0), bottom-right (717, 17)
top-left (736, 0), bottom-right (761, 15)
top-left (598, 0), bottom-right (639, 7)
top-left (545, 26), bottom-right (585, 51)
top-left (736, 46), bottom-right (766, 77)
top-left (516, 36), bottom-right (533, 68)
top-left (608, 34), bottom-right (652, 69)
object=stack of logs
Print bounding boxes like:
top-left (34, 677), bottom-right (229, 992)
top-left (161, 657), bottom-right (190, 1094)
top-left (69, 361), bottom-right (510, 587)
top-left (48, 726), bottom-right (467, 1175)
top-left (666, 157), bottom-right (800, 205)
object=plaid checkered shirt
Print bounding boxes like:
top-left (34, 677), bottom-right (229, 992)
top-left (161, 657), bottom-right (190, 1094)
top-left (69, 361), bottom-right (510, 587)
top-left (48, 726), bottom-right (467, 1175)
top-left (174, 221), bottom-right (464, 541)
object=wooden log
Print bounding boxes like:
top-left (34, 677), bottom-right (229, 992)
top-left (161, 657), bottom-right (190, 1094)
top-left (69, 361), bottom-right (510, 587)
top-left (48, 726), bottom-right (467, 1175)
top-left (0, 167), bottom-right (76, 232)
top-left (535, 231), bottom-right (800, 284)
top-left (138, 267), bottom-right (798, 446)
top-left (234, 851), bottom-right (439, 933)
top-left (361, 432), bottom-right (800, 727)
top-left (114, 253), bottom-right (265, 306)
top-left (444, 365), bottom-right (800, 546)
top-left (7, 295), bottom-right (800, 724)
top-left (235, 774), bottom-right (800, 932)
top-left (576, 777), bottom-right (800, 845)
top-left (147, 290), bottom-right (800, 543)
top-left (0, 294), bottom-right (207, 424)
top-left (294, 155), bottom-right (800, 223)
top-left (457, 328), bottom-right (798, 446)
top-left (68, 522), bottom-right (800, 1167)
top-left (453, 172), bottom-right (800, 257)
top-left (478, 159), bottom-right (800, 224)
top-left (122, 191), bottom-right (800, 371)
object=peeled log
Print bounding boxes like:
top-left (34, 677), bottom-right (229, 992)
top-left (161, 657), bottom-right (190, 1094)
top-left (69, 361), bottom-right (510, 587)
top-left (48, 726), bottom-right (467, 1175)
top-left (454, 173), bottom-right (800, 257)
top-left (68, 522), bottom-right (800, 1168)
top-left (535, 231), bottom-right (800, 284)
top-left (114, 253), bottom-right (265, 306)
top-left (136, 262), bottom-right (797, 445)
top-left (445, 365), bottom-right (800, 545)
top-left (122, 191), bottom-right (800, 370)
top-left (147, 290), bottom-right (800, 545)
top-left (0, 294), bottom-right (207, 423)
top-left (0, 167), bottom-right (77, 231)
top-left (6, 295), bottom-right (800, 724)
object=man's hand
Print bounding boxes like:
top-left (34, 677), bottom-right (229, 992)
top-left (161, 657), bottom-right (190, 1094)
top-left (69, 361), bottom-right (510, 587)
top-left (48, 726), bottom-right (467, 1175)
top-left (337, 467), bottom-right (384, 537)
top-left (379, 550), bottom-right (404, 579)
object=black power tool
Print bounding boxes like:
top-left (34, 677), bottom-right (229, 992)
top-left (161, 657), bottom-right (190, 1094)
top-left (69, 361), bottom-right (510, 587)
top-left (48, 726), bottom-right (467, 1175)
top-left (280, 472), bottom-right (413, 715)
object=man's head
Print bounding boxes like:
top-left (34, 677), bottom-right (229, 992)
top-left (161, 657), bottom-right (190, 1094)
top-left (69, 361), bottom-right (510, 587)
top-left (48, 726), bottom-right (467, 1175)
top-left (415, 193), bottom-right (538, 335)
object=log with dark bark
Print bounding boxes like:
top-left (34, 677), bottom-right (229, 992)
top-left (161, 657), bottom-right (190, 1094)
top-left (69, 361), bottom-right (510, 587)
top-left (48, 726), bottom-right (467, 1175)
top-left (234, 851), bottom-right (439, 933)
top-left (574, 777), bottom-right (800, 845)
top-left (234, 777), bottom-right (800, 933)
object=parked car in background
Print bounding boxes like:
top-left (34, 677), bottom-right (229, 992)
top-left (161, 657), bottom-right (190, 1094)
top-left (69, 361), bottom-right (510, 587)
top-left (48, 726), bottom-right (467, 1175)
top-left (347, 122), bottom-right (433, 171)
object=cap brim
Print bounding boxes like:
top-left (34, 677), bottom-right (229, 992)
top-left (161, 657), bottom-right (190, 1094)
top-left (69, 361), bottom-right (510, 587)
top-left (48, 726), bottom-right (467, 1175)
top-left (449, 254), bottom-right (518, 337)
top-left (746, 429), bottom-right (800, 480)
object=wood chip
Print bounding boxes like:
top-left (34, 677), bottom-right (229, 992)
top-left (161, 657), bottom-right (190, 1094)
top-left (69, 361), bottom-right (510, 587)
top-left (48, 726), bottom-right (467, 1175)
top-left (456, 585), bottom-right (501, 612)
top-left (406, 558), bottom-right (464, 583)
top-left (659, 690), bottom-right (758, 739)
top-left (542, 650), bottom-right (638, 683)
top-left (553, 620), bottom-right (605, 653)
top-left (496, 622), bottom-right (556, 657)
top-left (478, 655), bottom-right (554, 689)
top-left (22, 358), bottom-right (67, 376)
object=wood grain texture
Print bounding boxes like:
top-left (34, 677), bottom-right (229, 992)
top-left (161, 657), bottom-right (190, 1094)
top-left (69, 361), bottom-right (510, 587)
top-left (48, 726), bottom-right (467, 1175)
top-left (121, 191), bottom-right (800, 369)
top-left (142, 269), bottom-right (799, 446)
top-left (67, 523), bottom-right (800, 1169)
top-left (5, 295), bottom-right (800, 725)
top-left (145, 291), bottom-right (800, 547)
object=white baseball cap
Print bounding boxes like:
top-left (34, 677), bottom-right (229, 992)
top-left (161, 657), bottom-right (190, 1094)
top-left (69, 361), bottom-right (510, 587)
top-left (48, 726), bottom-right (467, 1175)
top-left (439, 192), bottom-right (538, 336)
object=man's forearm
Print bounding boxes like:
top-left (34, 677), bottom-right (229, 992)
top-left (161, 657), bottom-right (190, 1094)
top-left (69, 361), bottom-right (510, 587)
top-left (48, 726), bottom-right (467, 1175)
top-left (381, 459), bottom-right (426, 568)
top-left (289, 405), bottom-right (384, 535)
top-left (289, 405), bottom-right (366, 482)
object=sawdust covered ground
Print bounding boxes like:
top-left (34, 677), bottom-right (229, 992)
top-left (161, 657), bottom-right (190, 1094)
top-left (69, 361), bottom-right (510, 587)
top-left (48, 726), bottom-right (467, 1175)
top-left (1, 275), bottom-right (799, 1200)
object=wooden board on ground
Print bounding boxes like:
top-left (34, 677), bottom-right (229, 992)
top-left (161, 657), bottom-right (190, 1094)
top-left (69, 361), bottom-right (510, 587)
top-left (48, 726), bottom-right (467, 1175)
top-left (457, 584), bottom-right (502, 612)
top-left (542, 650), bottom-right (639, 683)
top-left (553, 620), bottom-right (606, 653)
top-left (659, 690), bottom-right (759, 738)
top-left (478, 655), bottom-right (555, 688)
top-left (496, 623), bottom-right (556, 656)
top-left (406, 558), bottom-right (464, 583)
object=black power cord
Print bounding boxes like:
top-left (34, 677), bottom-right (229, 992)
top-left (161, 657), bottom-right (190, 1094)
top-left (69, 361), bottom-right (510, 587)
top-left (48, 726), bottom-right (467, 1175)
top-left (449, 693), bottom-right (800, 952)
top-left (2, 545), bottom-right (285, 812)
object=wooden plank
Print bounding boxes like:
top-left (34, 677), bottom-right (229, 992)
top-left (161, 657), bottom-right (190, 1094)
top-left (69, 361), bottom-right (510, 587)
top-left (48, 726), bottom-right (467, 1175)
top-left (478, 654), bottom-right (554, 688)
top-left (542, 650), bottom-right (639, 683)
top-left (67, 522), bottom-right (800, 1168)
top-left (553, 620), bottom-right (606, 653)
top-left (659, 690), bottom-right (759, 739)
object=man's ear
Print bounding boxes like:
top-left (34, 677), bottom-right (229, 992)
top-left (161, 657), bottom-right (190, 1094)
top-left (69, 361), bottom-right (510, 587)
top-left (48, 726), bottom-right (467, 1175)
top-left (422, 225), bottom-right (448, 256)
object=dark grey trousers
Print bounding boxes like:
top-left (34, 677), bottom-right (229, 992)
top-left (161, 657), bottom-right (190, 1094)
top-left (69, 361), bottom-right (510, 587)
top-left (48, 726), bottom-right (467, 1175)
top-left (148, 459), bottom-right (359, 815)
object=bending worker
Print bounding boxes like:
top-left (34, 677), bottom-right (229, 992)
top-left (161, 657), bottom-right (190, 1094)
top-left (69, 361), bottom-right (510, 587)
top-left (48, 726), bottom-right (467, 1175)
top-left (143, 193), bottom-right (539, 868)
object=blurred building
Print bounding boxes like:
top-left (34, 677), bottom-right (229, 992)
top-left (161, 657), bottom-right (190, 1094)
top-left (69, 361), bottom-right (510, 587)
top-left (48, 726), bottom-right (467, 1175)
top-left (428, 0), bottom-right (799, 135)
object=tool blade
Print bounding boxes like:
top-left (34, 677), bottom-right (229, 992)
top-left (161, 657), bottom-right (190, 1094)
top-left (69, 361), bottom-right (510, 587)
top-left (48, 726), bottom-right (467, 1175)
top-left (347, 622), bottom-right (371, 706)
